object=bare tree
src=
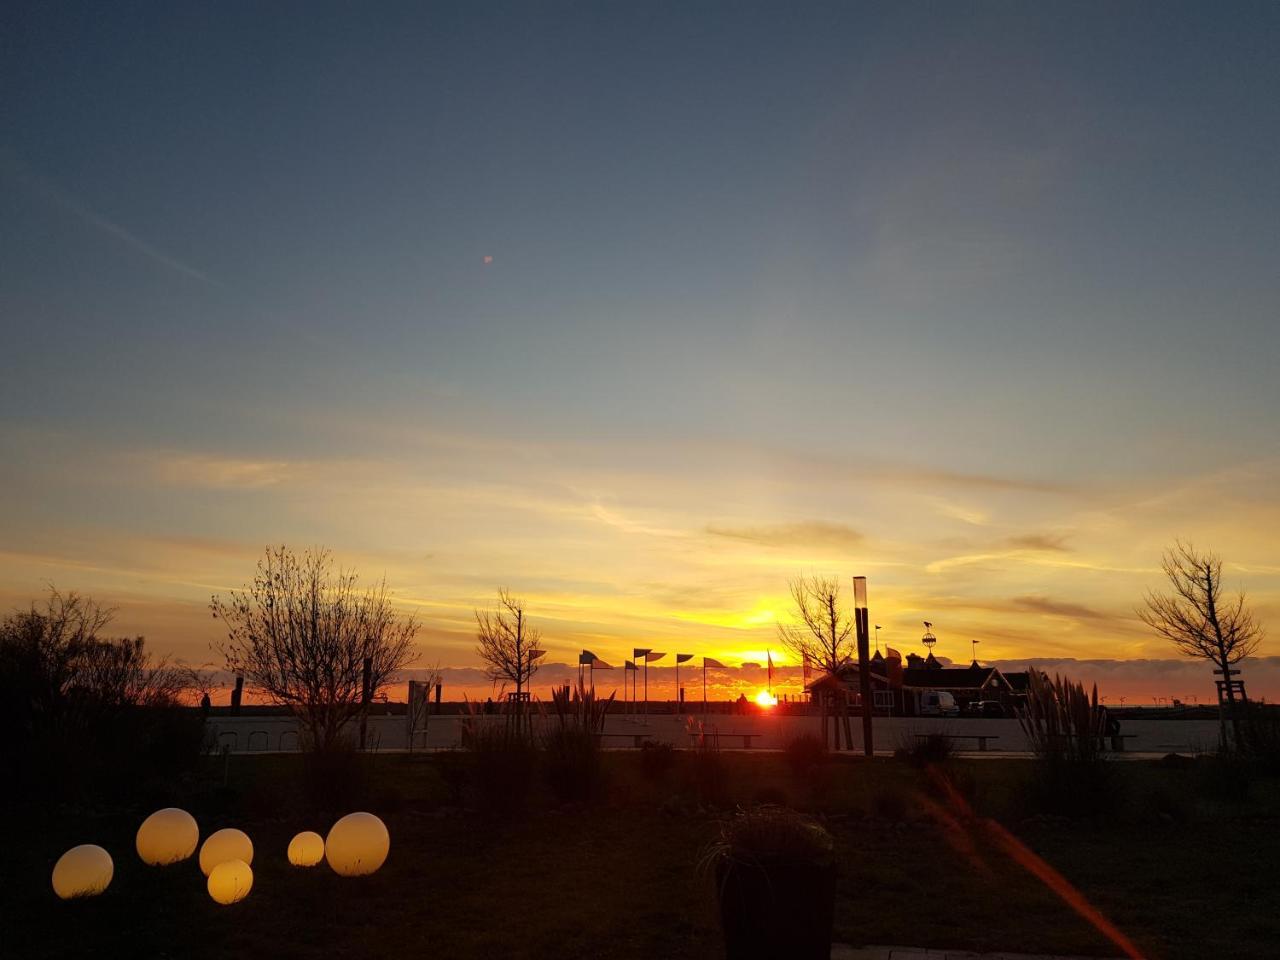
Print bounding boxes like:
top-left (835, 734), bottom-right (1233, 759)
top-left (475, 589), bottom-right (545, 724)
top-left (210, 546), bottom-right (418, 752)
top-left (178, 661), bottom-right (223, 708)
top-left (1139, 541), bottom-right (1264, 745)
top-left (777, 575), bottom-right (855, 673)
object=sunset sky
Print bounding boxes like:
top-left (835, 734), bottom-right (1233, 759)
top-left (2, 3), bottom-right (1278, 701)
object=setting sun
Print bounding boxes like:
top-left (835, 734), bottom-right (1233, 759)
top-left (754, 690), bottom-right (778, 708)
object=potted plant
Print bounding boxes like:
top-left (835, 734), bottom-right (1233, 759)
top-left (701, 805), bottom-right (836, 959)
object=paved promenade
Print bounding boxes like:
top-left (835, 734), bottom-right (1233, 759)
top-left (833, 947), bottom-right (1125, 960)
top-left (205, 710), bottom-right (1222, 756)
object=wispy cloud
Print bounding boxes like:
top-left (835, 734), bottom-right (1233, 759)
top-left (1005, 533), bottom-right (1072, 552)
top-left (1011, 595), bottom-right (1113, 621)
top-left (705, 520), bottom-right (863, 550)
top-left (149, 454), bottom-right (294, 489)
top-left (12, 157), bottom-right (215, 284)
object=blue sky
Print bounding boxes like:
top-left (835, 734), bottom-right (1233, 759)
top-left (2, 2), bottom-right (1278, 693)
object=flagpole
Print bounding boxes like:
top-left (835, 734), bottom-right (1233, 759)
top-left (703, 661), bottom-right (707, 719)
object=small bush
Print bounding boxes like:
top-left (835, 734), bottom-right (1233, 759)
top-left (895, 732), bottom-right (954, 767)
top-left (639, 739), bottom-right (677, 782)
top-left (702, 804), bottom-right (835, 872)
top-left (466, 721), bottom-right (537, 816)
top-left (783, 733), bottom-right (828, 777)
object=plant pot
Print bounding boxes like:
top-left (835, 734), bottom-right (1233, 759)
top-left (714, 856), bottom-right (835, 960)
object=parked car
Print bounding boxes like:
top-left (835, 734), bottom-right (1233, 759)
top-left (919, 691), bottom-right (960, 716)
top-left (963, 699), bottom-right (1008, 718)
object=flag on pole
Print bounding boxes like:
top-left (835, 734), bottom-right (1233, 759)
top-left (644, 651), bottom-right (666, 662)
top-left (579, 650), bottom-right (597, 665)
top-left (624, 660), bottom-right (638, 671)
top-left (633, 648), bottom-right (651, 659)
top-left (767, 650), bottom-right (774, 693)
top-left (703, 657), bottom-right (726, 669)
top-left (675, 653), bottom-right (693, 664)
top-left (593, 659), bottom-right (614, 670)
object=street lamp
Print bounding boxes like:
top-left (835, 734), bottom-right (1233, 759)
top-left (853, 576), bottom-right (873, 757)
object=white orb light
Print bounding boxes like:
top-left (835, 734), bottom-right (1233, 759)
top-left (206, 858), bottom-right (253, 905)
top-left (136, 808), bottom-right (199, 866)
top-left (199, 828), bottom-right (254, 877)
top-left (325, 812), bottom-right (389, 877)
top-left (52, 844), bottom-right (114, 899)
top-left (287, 831), bottom-right (325, 868)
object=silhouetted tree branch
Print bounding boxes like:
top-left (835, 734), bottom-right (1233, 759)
top-left (1139, 541), bottom-right (1263, 744)
top-left (475, 589), bottom-right (545, 709)
top-left (777, 575), bottom-right (854, 675)
top-left (210, 546), bottom-right (418, 752)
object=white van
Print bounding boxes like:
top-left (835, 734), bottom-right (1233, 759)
top-left (919, 690), bottom-right (960, 716)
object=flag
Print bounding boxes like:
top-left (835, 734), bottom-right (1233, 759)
top-left (802, 651), bottom-right (812, 682)
top-left (633, 647), bottom-right (651, 659)
top-left (675, 653), bottom-right (693, 664)
top-left (767, 651), bottom-right (774, 688)
top-left (624, 659), bottom-right (638, 671)
top-left (593, 659), bottom-right (614, 670)
top-left (644, 651), bottom-right (666, 662)
top-left (579, 650), bottom-right (597, 665)
top-left (703, 657), bottom-right (725, 669)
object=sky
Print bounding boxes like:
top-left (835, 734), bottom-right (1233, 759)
top-left (2, 2), bottom-right (1279, 702)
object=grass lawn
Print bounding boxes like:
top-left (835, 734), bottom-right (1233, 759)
top-left (5, 750), bottom-right (1278, 959)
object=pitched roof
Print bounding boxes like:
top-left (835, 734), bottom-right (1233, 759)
top-left (901, 665), bottom-right (1003, 690)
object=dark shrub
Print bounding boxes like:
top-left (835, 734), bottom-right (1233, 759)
top-left (784, 733), bottom-right (828, 777)
top-left (702, 806), bottom-right (836, 960)
top-left (895, 732), bottom-right (954, 767)
top-left (467, 721), bottom-right (537, 816)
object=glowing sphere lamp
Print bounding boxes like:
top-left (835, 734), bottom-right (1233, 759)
top-left (52, 844), bottom-right (114, 899)
top-left (325, 812), bottom-right (389, 877)
top-left (136, 808), bottom-right (199, 866)
top-left (206, 858), bottom-right (253, 905)
top-left (199, 828), bottom-right (254, 877)
top-left (287, 831), bottom-right (325, 868)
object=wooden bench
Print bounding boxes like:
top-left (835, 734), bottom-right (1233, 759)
top-left (915, 733), bottom-right (1000, 752)
top-left (688, 731), bottom-right (758, 750)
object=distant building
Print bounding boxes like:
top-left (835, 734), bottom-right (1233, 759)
top-left (806, 649), bottom-right (1032, 716)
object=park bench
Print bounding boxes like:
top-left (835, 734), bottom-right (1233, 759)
top-left (915, 733), bottom-right (1000, 752)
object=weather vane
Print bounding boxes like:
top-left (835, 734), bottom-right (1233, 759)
top-left (922, 621), bottom-right (936, 651)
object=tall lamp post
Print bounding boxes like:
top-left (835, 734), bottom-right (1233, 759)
top-left (853, 576), bottom-right (873, 757)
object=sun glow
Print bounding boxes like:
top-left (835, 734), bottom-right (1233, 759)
top-left (754, 690), bottom-right (778, 707)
